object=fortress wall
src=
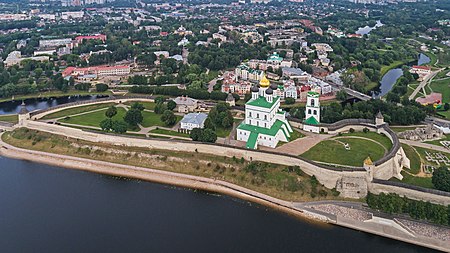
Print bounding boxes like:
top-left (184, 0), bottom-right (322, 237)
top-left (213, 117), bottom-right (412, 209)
top-left (24, 120), bottom-right (368, 198)
top-left (369, 182), bottom-right (450, 206)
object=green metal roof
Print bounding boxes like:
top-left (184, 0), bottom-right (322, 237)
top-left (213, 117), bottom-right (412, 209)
top-left (304, 116), bottom-right (319, 125)
top-left (246, 132), bottom-right (258, 149)
top-left (267, 52), bottom-right (283, 62)
top-left (246, 96), bottom-right (280, 109)
top-left (307, 91), bottom-right (320, 98)
top-left (238, 119), bottom-right (290, 138)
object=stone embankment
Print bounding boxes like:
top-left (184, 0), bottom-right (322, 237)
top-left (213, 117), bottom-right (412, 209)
top-left (0, 136), bottom-right (449, 252)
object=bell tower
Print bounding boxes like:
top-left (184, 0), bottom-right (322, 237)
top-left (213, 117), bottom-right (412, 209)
top-left (305, 92), bottom-right (320, 123)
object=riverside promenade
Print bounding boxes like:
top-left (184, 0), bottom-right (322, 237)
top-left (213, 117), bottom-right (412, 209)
top-left (0, 134), bottom-right (448, 252)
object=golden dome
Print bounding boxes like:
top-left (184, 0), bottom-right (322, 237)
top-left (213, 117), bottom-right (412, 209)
top-left (259, 74), bottom-right (270, 88)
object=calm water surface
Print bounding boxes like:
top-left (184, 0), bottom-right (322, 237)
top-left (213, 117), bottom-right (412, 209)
top-left (0, 156), bottom-right (439, 253)
top-left (0, 95), bottom-right (107, 115)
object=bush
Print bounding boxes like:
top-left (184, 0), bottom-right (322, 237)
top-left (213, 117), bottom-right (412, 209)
top-left (349, 128), bottom-right (355, 133)
top-left (432, 167), bottom-right (450, 192)
top-left (363, 127), bottom-right (369, 133)
top-left (284, 97), bottom-right (295, 105)
top-left (95, 83), bottom-right (108, 92)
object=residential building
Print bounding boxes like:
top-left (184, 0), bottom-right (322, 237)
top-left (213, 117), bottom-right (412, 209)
top-left (179, 113), bottom-right (208, 132)
top-left (39, 38), bottom-right (72, 48)
top-left (235, 63), bottom-right (263, 82)
top-left (4, 51), bottom-right (49, 67)
top-left (62, 65), bottom-right (131, 78)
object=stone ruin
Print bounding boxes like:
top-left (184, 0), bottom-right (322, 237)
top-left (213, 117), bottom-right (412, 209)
top-left (398, 124), bottom-right (443, 141)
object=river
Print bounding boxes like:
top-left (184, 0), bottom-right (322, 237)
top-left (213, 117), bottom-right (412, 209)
top-left (0, 95), bottom-right (108, 115)
top-left (374, 53), bottom-right (431, 98)
top-left (0, 156), bottom-right (438, 253)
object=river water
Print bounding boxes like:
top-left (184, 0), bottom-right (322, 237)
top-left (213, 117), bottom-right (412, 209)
top-left (0, 156), bottom-right (438, 253)
top-left (0, 95), bottom-right (107, 115)
top-left (374, 53), bottom-right (431, 98)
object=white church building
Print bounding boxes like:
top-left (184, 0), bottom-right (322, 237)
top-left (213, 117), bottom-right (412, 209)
top-left (303, 91), bottom-right (321, 133)
top-left (237, 74), bottom-right (293, 149)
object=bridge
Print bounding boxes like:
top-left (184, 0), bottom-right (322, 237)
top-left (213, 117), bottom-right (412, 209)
top-left (343, 87), bottom-right (372, 101)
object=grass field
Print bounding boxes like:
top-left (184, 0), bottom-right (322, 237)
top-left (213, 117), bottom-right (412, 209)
top-left (149, 128), bottom-right (190, 138)
top-left (390, 126), bottom-right (419, 133)
top-left (0, 114), bottom-right (18, 123)
top-left (216, 127), bottom-right (232, 138)
top-left (339, 131), bottom-right (393, 150)
top-left (401, 144), bottom-right (421, 174)
top-left (42, 103), bottom-right (116, 120)
top-left (429, 79), bottom-right (450, 103)
top-left (59, 107), bottom-right (127, 127)
top-left (391, 172), bottom-right (434, 189)
top-left (424, 135), bottom-right (450, 146)
top-left (140, 111), bottom-right (181, 128)
top-left (301, 137), bottom-right (386, 167)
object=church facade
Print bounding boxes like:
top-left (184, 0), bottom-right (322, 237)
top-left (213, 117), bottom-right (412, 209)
top-left (303, 91), bottom-right (321, 133)
top-left (237, 74), bottom-right (293, 149)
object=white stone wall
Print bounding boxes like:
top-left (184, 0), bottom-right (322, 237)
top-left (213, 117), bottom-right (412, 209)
top-left (369, 183), bottom-right (450, 206)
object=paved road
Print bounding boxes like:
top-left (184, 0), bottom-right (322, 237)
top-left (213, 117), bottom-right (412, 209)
top-left (409, 69), bottom-right (443, 101)
top-left (400, 139), bottom-right (449, 153)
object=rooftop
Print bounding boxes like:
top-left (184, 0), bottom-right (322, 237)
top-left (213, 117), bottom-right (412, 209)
top-left (246, 96), bottom-right (279, 109)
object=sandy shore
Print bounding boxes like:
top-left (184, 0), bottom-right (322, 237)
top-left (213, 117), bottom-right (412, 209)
top-left (1, 135), bottom-right (448, 252)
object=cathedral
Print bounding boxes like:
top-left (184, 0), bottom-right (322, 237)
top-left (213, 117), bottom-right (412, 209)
top-left (237, 74), bottom-right (293, 149)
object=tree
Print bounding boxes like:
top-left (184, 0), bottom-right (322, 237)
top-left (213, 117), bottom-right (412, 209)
top-left (336, 90), bottom-right (348, 101)
top-left (154, 102), bottom-right (168, 114)
top-left (95, 83), bottom-right (108, 92)
top-left (100, 118), bottom-right (113, 131)
top-left (167, 100), bottom-right (177, 111)
top-left (130, 102), bottom-right (145, 111)
top-left (444, 103), bottom-right (450, 111)
top-left (285, 97), bottom-right (295, 105)
top-left (111, 120), bottom-right (128, 134)
top-left (123, 109), bottom-right (143, 127)
top-left (161, 110), bottom-right (177, 126)
top-left (432, 167), bottom-right (450, 192)
top-left (200, 128), bottom-right (217, 143)
top-left (105, 106), bottom-right (117, 118)
top-left (190, 128), bottom-right (202, 141)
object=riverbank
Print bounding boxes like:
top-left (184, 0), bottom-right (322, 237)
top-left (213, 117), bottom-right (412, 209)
top-left (0, 131), bottom-right (449, 252)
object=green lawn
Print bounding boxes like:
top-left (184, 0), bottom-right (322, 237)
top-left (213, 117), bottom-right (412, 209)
top-left (124, 101), bottom-right (156, 110)
top-left (216, 127), bottom-right (232, 138)
top-left (149, 128), bottom-right (190, 138)
top-left (390, 126), bottom-right (418, 133)
top-left (0, 114), bottom-right (18, 123)
top-left (424, 134), bottom-right (450, 146)
top-left (301, 138), bottom-right (386, 167)
top-left (42, 103), bottom-right (116, 120)
top-left (289, 130), bottom-right (304, 141)
top-left (339, 131), bottom-right (393, 150)
top-left (401, 144), bottom-right (421, 174)
top-left (59, 107), bottom-right (127, 128)
top-left (391, 172), bottom-right (434, 189)
top-left (140, 111), bottom-right (181, 128)
top-left (429, 79), bottom-right (450, 103)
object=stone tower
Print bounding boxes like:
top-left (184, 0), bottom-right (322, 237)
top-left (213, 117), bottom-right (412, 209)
top-left (305, 91), bottom-right (320, 123)
top-left (18, 101), bottom-right (30, 126)
top-left (375, 111), bottom-right (384, 126)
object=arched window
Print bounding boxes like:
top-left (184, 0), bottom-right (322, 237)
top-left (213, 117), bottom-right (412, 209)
top-left (311, 99), bottom-right (315, 107)
top-left (308, 109), bottom-right (311, 114)
top-left (313, 110), bottom-right (317, 115)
